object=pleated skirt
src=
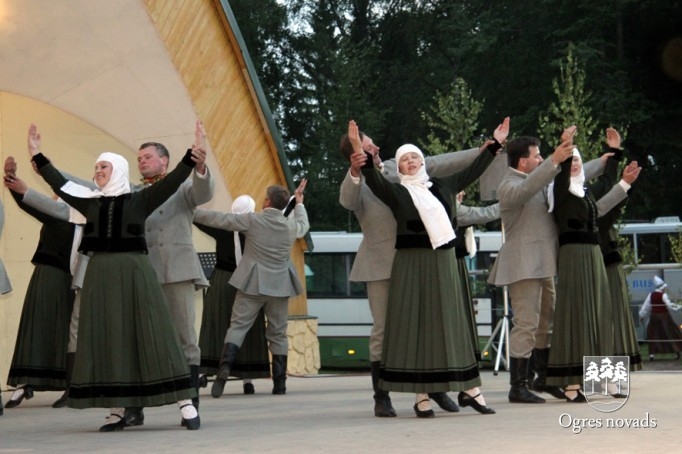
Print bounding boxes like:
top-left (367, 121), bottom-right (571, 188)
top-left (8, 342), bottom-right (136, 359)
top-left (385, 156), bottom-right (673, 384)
top-left (547, 243), bottom-right (613, 386)
top-left (68, 252), bottom-right (196, 409)
top-left (379, 248), bottom-right (481, 393)
top-left (457, 257), bottom-right (481, 360)
top-left (646, 312), bottom-right (682, 354)
top-left (606, 263), bottom-right (642, 370)
top-left (7, 264), bottom-right (73, 390)
top-left (198, 269), bottom-right (270, 378)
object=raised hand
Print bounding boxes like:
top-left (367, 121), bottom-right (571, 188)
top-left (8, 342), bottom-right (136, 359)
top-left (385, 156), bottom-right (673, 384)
top-left (4, 156), bottom-right (17, 177)
top-left (561, 125), bottom-right (577, 144)
top-left (348, 120), bottom-right (367, 177)
top-left (550, 139), bottom-right (575, 165)
top-left (493, 117), bottom-right (510, 144)
top-left (622, 161), bottom-right (641, 185)
top-left (606, 127), bottom-right (621, 149)
top-left (191, 120), bottom-right (208, 175)
top-left (28, 124), bottom-right (41, 156)
top-left (294, 178), bottom-right (307, 205)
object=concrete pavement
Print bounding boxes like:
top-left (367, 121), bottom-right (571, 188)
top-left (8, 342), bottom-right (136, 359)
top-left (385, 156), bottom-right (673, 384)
top-left (0, 370), bottom-right (679, 453)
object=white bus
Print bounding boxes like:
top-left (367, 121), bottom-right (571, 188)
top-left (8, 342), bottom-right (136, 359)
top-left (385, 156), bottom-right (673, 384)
top-left (305, 219), bottom-right (682, 369)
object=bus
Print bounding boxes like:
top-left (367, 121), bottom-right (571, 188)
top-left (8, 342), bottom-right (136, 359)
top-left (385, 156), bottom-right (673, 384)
top-left (304, 231), bottom-right (503, 370)
top-left (305, 219), bottom-right (682, 369)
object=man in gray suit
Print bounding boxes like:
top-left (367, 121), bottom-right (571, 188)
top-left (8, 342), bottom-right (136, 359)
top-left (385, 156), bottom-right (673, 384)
top-left (194, 182), bottom-right (310, 398)
top-left (339, 118), bottom-right (509, 417)
top-left (487, 127), bottom-right (615, 404)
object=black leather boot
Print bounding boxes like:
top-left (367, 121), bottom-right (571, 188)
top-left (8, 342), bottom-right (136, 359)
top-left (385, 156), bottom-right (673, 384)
top-left (527, 349), bottom-right (536, 385)
top-left (123, 407), bottom-right (145, 426)
top-left (530, 348), bottom-right (566, 400)
top-left (271, 355), bottom-right (288, 395)
top-left (211, 343), bottom-right (240, 398)
top-left (508, 357), bottom-right (545, 403)
top-left (371, 361), bottom-right (397, 417)
top-left (52, 352), bottom-right (76, 408)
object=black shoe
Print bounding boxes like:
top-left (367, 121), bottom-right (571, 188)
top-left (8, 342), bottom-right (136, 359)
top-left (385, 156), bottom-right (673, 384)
top-left (180, 404), bottom-right (200, 430)
top-left (52, 389), bottom-right (69, 408)
top-left (211, 369), bottom-right (229, 398)
top-left (243, 382), bottom-right (255, 395)
top-left (99, 414), bottom-right (126, 432)
top-left (458, 392), bottom-right (496, 415)
top-left (198, 375), bottom-right (208, 388)
top-left (5, 386), bottom-right (34, 409)
top-left (508, 385), bottom-right (545, 403)
top-left (123, 407), bottom-right (145, 426)
top-left (565, 389), bottom-right (587, 403)
top-left (428, 392), bottom-right (459, 412)
top-left (374, 398), bottom-right (397, 417)
top-left (413, 399), bottom-right (435, 418)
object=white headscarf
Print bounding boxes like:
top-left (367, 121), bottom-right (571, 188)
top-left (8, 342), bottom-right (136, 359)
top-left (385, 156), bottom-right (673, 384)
top-left (60, 152), bottom-right (132, 268)
top-left (231, 195), bottom-right (256, 264)
top-left (654, 275), bottom-right (668, 291)
top-left (548, 148), bottom-right (586, 212)
top-left (395, 144), bottom-right (455, 249)
top-left (568, 148), bottom-right (586, 198)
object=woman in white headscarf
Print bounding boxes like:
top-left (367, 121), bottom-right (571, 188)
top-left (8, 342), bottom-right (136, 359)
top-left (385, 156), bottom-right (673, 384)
top-left (26, 123), bottom-right (202, 431)
top-left (349, 120), bottom-right (500, 418)
top-left (546, 143), bottom-right (641, 402)
top-left (639, 276), bottom-right (682, 361)
top-left (194, 195), bottom-right (270, 395)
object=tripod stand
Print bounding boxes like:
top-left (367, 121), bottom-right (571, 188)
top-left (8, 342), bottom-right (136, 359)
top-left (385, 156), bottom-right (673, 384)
top-left (482, 224), bottom-right (509, 375)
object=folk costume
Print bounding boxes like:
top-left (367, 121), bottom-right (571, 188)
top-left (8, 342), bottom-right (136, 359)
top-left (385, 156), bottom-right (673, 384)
top-left (361, 142), bottom-right (498, 408)
top-left (32, 150), bottom-right (199, 430)
top-left (639, 277), bottom-right (682, 358)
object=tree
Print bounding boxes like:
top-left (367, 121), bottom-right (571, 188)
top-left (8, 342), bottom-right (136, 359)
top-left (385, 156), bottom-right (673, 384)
top-left (538, 45), bottom-right (600, 161)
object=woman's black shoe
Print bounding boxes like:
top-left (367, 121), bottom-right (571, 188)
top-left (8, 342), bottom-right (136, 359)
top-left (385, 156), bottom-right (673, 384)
top-left (457, 392), bottom-right (495, 414)
top-left (99, 414), bottom-right (126, 432)
top-left (5, 386), bottom-right (34, 409)
top-left (565, 389), bottom-right (587, 403)
top-left (243, 382), bottom-right (255, 395)
top-left (413, 399), bottom-right (435, 418)
top-left (180, 404), bottom-right (201, 430)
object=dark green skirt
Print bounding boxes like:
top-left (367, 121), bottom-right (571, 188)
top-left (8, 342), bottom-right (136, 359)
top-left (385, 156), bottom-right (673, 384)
top-left (198, 269), bottom-right (270, 378)
top-left (547, 244), bottom-right (613, 386)
top-left (457, 257), bottom-right (481, 361)
top-left (379, 248), bottom-right (481, 393)
top-left (7, 264), bottom-right (73, 390)
top-left (68, 252), bottom-right (195, 409)
top-left (606, 263), bottom-right (642, 370)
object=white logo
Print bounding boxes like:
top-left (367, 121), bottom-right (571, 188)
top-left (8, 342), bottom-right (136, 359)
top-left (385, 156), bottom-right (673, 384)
top-left (583, 356), bottom-right (630, 413)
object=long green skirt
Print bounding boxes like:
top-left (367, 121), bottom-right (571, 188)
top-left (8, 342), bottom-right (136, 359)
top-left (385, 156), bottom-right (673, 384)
top-left (457, 257), bottom-right (481, 361)
top-left (379, 248), bottom-right (481, 393)
top-left (7, 264), bottom-right (73, 390)
top-left (606, 263), bottom-right (642, 370)
top-left (547, 243), bottom-right (613, 386)
top-left (199, 268), bottom-right (270, 378)
top-left (68, 252), bottom-right (196, 409)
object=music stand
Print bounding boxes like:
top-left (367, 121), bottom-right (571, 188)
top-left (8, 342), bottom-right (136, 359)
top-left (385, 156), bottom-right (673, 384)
top-left (478, 152), bottom-right (510, 375)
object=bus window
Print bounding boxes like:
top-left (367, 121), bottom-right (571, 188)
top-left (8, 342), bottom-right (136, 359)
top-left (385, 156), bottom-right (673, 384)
top-left (305, 253), bottom-right (366, 298)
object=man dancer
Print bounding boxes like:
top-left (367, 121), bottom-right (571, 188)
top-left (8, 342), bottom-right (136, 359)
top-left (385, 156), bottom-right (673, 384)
top-left (196, 181), bottom-right (309, 398)
top-left (339, 117), bottom-right (509, 416)
top-left (488, 129), bottom-right (577, 403)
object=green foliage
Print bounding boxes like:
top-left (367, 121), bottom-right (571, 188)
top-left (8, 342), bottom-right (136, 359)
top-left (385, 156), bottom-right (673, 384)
top-left (419, 77), bottom-right (483, 155)
top-left (669, 229), bottom-right (682, 265)
top-left (538, 44), bottom-right (600, 161)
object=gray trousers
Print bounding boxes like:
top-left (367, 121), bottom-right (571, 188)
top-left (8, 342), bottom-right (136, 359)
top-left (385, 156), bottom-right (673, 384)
top-left (225, 291), bottom-right (289, 356)
top-left (508, 277), bottom-right (555, 358)
top-left (162, 281), bottom-right (200, 366)
top-left (67, 290), bottom-right (81, 353)
top-left (366, 279), bottom-right (389, 362)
